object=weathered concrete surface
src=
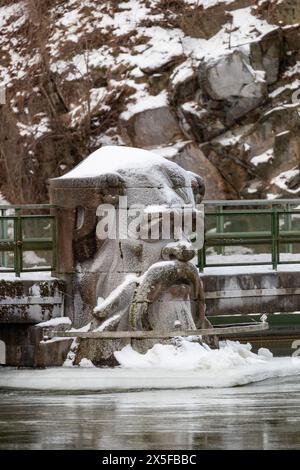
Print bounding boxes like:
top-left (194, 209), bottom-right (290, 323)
top-left (37, 337), bottom-right (73, 367)
top-left (201, 270), bottom-right (300, 316)
top-left (0, 277), bottom-right (66, 366)
top-left (0, 322), bottom-right (72, 367)
top-left (32, 320), bottom-right (73, 368)
top-left (0, 278), bottom-right (65, 323)
top-left (0, 324), bottom-right (34, 366)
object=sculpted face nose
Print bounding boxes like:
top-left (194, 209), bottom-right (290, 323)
top-left (161, 241), bottom-right (196, 262)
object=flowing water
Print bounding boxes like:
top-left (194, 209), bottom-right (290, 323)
top-left (1, 340), bottom-right (300, 450)
top-left (1, 376), bottom-right (300, 450)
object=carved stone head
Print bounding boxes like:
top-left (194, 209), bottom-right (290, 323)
top-left (50, 146), bottom-right (206, 342)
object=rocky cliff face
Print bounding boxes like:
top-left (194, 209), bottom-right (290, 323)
top-left (0, 0), bottom-right (300, 203)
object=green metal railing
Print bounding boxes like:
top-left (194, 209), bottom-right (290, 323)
top-left (2, 199), bottom-right (300, 276)
top-left (0, 205), bottom-right (57, 277)
top-left (198, 199), bottom-right (300, 271)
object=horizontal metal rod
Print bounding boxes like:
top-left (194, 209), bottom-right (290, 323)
top-left (0, 244), bottom-right (53, 252)
top-left (0, 216), bottom-right (54, 221)
top-left (203, 199), bottom-right (300, 206)
top-left (205, 287), bottom-right (300, 300)
top-left (19, 267), bottom-right (52, 272)
top-left (22, 241), bottom-right (53, 249)
top-left (205, 231), bottom-right (300, 238)
top-left (0, 268), bottom-right (52, 273)
top-left (1, 201), bottom-right (300, 212)
top-left (0, 204), bottom-right (55, 210)
top-left (205, 210), bottom-right (274, 215)
top-left (278, 260), bottom-right (300, 264)
top-left (202, 262), bottom-right (272, 267)
top-left (206, 231), bottom-right (272, 239)
top-left (17, 215), bottom-right (55, 220)
top-left (0, 296), bottom-right (63, 305)
top-left (205, 210), bottom-right (300, 215)
top-left (204, 240), bottom-right (273, 246)
top-left (45, 323), bottom-right (268, 339)
top-left (1, 201), bottom-right (300, 209)
top-left (279, 231), bottom-right (300, 237)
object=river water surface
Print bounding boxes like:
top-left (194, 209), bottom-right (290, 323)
top-left (1, 375), bottom-right (300, 450)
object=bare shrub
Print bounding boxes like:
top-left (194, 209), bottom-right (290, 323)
top-left (145, 0), bottom-right (231, 39)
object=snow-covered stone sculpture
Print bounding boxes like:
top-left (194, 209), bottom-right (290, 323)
top-left (50, 146), bottom-right (208, 365)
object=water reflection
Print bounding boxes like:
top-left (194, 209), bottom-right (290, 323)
top-left (1, 376), bottom-right (300, 449)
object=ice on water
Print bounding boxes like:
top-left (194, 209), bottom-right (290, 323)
top-left (1, 339), bottom-right (300, 392)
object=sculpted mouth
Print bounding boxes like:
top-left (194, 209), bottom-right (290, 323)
top-left (129, 260), bottom-right (205, 332)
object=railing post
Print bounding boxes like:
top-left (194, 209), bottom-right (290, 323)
top-left (198, 247), bottom-right (206, 272)
top-left (271, 205), bottom-right (279, 270)
top-left (0, 208), bottom-right (9, 268)
top-left (217, 205), bottom-right (225, 256)
top-left (286, 202), bottom-right (292, 254)
top-left (197, 203), bottom-right (205, 272)
top-left (52, 214), bottom-right (57, 272)
top-left (4, 213), bottom-right (8, 268)
top-left (14, 209), bottom-right (22, 277)
top-left (0, 208), bottom-right (3, 267)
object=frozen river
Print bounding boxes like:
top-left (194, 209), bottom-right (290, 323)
top-left (1, 374), bottom-right (300, 449)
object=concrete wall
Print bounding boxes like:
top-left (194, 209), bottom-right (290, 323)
top-left (201, 269), bottom-right (300, 316)
top-left (0, 277), bottom-right (66, 366)
top-left (0, 278), bottom-right (65, 323)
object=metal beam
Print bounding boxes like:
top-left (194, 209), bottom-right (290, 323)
top-left (205, 287), bottom-right (300, 300)
top-left (45, 322), bottom-right (268, 339)
top-left (0, 297), bottom-right (63, 305)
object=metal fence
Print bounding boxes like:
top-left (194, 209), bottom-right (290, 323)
top-left (0, 205), bottom-right (56, 276)
top-left (2, 199), bottom-right (300, 276)
top-left (198, 199), bottom-right (300, 271)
